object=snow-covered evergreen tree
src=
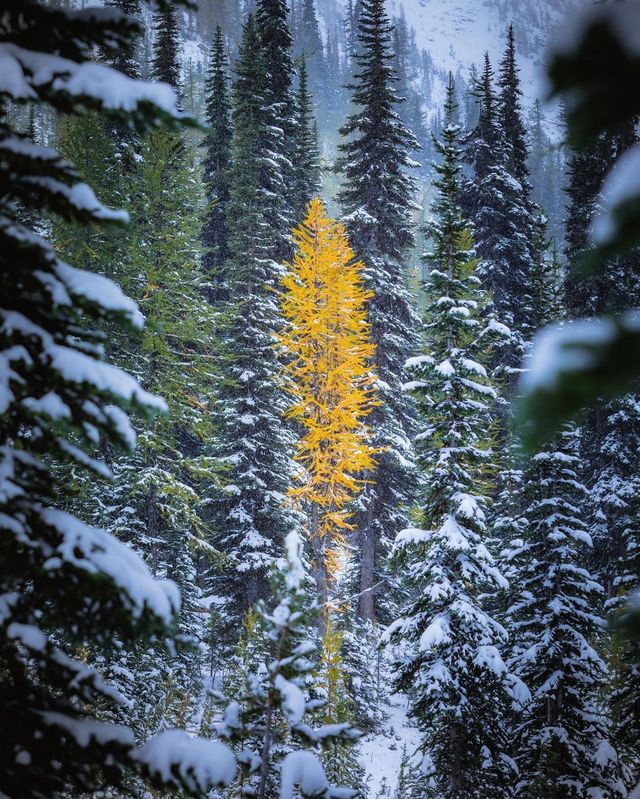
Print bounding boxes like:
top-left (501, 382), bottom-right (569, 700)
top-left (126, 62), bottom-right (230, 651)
top-left (257, 0), bottom-right (297, 256)
top-left (0, 3), bottom-right (237, 797)
top-left (562, 116), bottom-right (640, 784)
top-left (213, 532), bottom-right (360, 799)
top-left (152, 5), bottom-right (181, 93)
top-left (506, 425), bottom-right (626, 798)
top-left (338, 0), bottom-right (420, 625)
top-left (463, 52), bottom-right (533, 385)
top-left (209, 14), bottom-right (297, 646)
top-left (388, 78), bottom-right (520, 799)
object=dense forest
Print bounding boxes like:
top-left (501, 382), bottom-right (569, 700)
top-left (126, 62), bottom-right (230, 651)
top-left (3, 1), bottom-right (640, 798)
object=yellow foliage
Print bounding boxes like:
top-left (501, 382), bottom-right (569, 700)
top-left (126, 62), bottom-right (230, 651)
top-left (279, 197), bottom-right (378, 576)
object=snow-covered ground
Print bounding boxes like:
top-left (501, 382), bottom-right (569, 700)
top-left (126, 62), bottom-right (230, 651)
top-left (359, 694), bottom-right (421, 798)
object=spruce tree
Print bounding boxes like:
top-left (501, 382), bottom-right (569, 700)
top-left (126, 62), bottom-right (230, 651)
top-left (201, 25), bottom-right (233, 300)
top-left (338, 0), bottom-right (420, 624)
top-left (506, 427), bottom-right (626, 799)
top-left (256, 0), bottom-right (297, 254)
top-left (107, 0), bottom-right (142, 78)
top-left (208, 15), bottom-right (297, 644)
top-left (294, 0), bottom-right (327, 100)
top-left (388, 79), bottom-right (519, 799)
top-left (464, 51), bottom-right (534, 384)
top-left (498, 25), bottom-right (530, 189)
top-left (0, 3), bottom-right (236, 797)
top-left (292, 57), bottom-right (322, 222)
top-left (152, 5), bottom-right (181, 92)
top-left (562, 118), bottom-right (640, 782)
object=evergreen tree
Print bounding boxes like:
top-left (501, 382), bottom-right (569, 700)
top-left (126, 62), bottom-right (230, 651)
top-left (213, 532), bottom-right (360, 799)
top-left (0, 3), bottom-right (236, 797)
top-left (507, 222), bottom-right (626, 798)
top-left (107, 0), bottom-right (142, 78)
top-left (291, 57), bottom-right (322, 222)
top-left (294, 0), bottom-right (327, 100)
top-left (208, 15), bottom-right (297, 644)
top-left (338, 0), bottom-right (420, 624)
top-left (498, 25), bottom-right (530, 189)
top-left (152, 5), bottom-right (181, 92)
top-left (563, 117), bottom-right (640, 784)
top-left (201, 25), bottom-right (233, 299)
top-left (463, 52), bottom-right (534, 384)
top-left (506, 427), bottom-right (626, 799)
top-left (256, 0), bottom-right (297, 253)
top-left (388, 79), bottom-right (519, 799)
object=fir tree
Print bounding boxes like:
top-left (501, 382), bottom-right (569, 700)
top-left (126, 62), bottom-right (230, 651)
top-left (498, 25), bottom-right (530, 189)
top-left (0, 3), bottom-right (236, 797)
top-left (256, 0), bottom-right (297, 253)
top-left (506, 427), bottom-right (626, 799)
top-left (294, 0), bottom-right (327, 100)
top-left (338, 0), bottom-right (420, 624)
top-left (292, 58), bottom-right (322, 222)
top-left (106, 0), bottom-right (142, 78)
top-left (201, 25), bottom-right (233, 300)
top-left (388, 79), bottom-right (519, 799)
top-left (208, 15), bottom-right (297, 643)
top-left (152, 5), bottom-right (181, 92)
top-left (463, 51), bottom-right (534, 384)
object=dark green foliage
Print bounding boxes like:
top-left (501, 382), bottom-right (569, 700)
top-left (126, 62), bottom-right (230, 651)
top-left (292, 56), bottom-right (321, 221)
top-left (152, 6), bottom-right (181, 91)
top-left (257, 0), bottom-right (297, 249)
top-left (389, 79), bottom-right (516, 799)
top-left (338, 0), bottom-right (420, 624)
top-left (201, 25), bottom-right (233, 298)
top-left (498, 25), bottom-right (530, 188)
top-left (463, 52), bottom-right (533, 381)
top-left (507, 429), bottom-right (625, 799)
top-left (208, 14), bottom-right (297, 644)
top-left (0, 3), bottom-right (233, 798)
top-left (519, 5), bottom-right (640, 444)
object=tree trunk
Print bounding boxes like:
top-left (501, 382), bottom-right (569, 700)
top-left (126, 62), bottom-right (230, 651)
top-left (358, 485), bottom-right (376, 622)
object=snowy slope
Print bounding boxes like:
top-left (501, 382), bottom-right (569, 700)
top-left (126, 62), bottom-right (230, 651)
top-left (359, 694), bottom-right (421, 797)
top-left (317, 0), bottom-right (578, 124)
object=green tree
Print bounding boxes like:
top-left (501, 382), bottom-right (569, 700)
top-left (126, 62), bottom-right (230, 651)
top-left (338, 0), bottom-right (420, 625)
top-left (0, 3), bottom-right (236, 797)
top-left (388, 78), bottom-right (520, 799)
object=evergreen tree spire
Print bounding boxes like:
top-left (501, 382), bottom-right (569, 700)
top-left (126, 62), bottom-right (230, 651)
top-left (507, 423), bottom-right (626, 798)
top-left (338, 0), bottom-right (420, 624)
top-left (498, 24), bottom-right (530, 188)
top-left (464, 50), bottom-right (534, 383)
top-left (201, 25), bottom-right (233, 298)
top-left (292, 57), bottom-right (321, 221)
top-left (106, 0), bottom-right (142, 78)
top-left (389, 76), bottom-right (520, 799)
top-left (152, 5), bottom-right (181, 92)
top-left (256, 0), bottom-right (297, 250)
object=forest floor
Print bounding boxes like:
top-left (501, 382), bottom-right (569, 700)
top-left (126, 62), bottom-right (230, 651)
top-left (358, 693), bottom-right (420, 798)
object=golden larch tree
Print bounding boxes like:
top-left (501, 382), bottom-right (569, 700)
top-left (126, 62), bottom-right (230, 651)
top-left (279, 197), bottom-right (378, 604)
